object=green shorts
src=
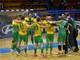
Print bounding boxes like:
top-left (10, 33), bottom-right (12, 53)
top-left (27, 29), bottom-right (34, 36)
top-left (18, 34), bottom-right (28, 43)
top-left (12, 32), bottom-right (18, 42)
top-left (58, 33), bottom-right (66, 42)
top-left (34, 36), bottom-right (43, 43)
top-left (46, 34), bottom-right (54, 42)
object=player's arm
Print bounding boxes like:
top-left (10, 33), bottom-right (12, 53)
top-left (48, 21), bottom-right (62, 26)
top-left (41, 24), bottom-right (51, 28)
top-left (27, 23), bottom-right (35, 29)
top-left (25, 17), bottom-right (29, 22)
top-left (12, 20), bottom-right (17, 26)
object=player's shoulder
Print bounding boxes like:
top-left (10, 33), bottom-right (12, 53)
top-left (25, 17), bottom-right (29, 20)
top-left (22, 20), bottom-right (27, 23)
top-left (12, 19), bottom-right (17, 23)
top-left (32, 17), bottom-right (35, 19)
top-left (42, 20), bottom-right (47, 23)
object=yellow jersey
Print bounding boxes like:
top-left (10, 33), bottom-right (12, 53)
top-left (12, 20), bottom-right (19, 33)
top-left (42, 20), bottom-right (48, 26)
top-left (12, 20), bottom-right (17, 26)
top-left (25, 17), bottom-right (36, 25)
top-left (34, 23), bottom-right (42, 36)
top-left (18, 21), bottom-right (27, 35)
top-left (45, 25), bottom-right (55, 34)
top-left (42, 20), bottom-right (55, 34)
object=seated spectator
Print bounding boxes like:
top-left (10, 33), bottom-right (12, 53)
top-left (58, 2), bottom-right (66, 10)
top-left (76, 2), bottom-right (80, 9)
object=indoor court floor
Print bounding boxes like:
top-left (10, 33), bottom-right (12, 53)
top-left (0, 33), bottom-right (80, 60)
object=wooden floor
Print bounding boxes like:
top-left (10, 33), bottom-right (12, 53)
top-left (0, 33), bottom-right (80, 60)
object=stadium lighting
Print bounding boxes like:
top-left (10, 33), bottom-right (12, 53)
top-left (0, 10), bottom-right (4, 12)
top-left (11, 10), bottom-right (14, 12)
top-left (30, 9), bottom-right (33, 11)
top-left (16, 9), bottom-right (19, 12)
top-left (6, 10), bottom-right (9, 12)
top-left (21, 9), bottom-right (24, 11)
top-left (26, 9), bottom-right (29, 12)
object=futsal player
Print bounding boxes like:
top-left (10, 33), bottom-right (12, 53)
top-left (33, 16), bottom-right (45, 57)
top-left (57, 16), bottom-right (68, 55)
top-left (43, 16), bottom-right (55, 55)
top-left (25, 13), bottom-right (36, 44)
top-left (61, 14), bottom-right (70, 54)
top-left (16, 16), bottom-right (34, 56)
top-left (11, 15), bottom-right (21, 54)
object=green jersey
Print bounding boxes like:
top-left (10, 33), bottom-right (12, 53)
top-left (58, 20), bottom-right (67, 34)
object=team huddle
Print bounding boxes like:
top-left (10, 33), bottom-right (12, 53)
top-left (11, 12), bottom-right (79, 57)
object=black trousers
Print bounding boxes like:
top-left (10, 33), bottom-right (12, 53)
top-left (73, 28), bottom-right (79, 49)
top-left (65, 30), bottom-right (68, 54)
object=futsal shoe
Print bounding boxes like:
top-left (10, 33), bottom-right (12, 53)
top-left (65, 51), bottom-right (68, 54)
top-left (16, 52), bottom-right (20, 56)
top-left (10, 49), bottom-right (14, 55)
top-left (61, 52), bottom-right (66, 56)
top-left (34, 54), bottom-right (38, 57)
top-left (57, 52), bottom-right (61, 56)
top-left (61, 50), bottom-right (65, 55)
top-left (24, 52), bottom-right (27, 56)
top-left (50, 52), bottom-right (53, 55)
top-left (45, 53), bottom-right (48, 57)
top-left (73, 48), bottom-right (79, 52)
top-left (41, 54), bottom-right (46, 57)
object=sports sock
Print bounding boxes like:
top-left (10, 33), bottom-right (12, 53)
top-left (46, 44), bottom-right (48, 53)
top-left (50, 44), bottom-right (53, 53)
top-left (34, 48), bottom-right (37, 54)
top-left (41, 47), bottom-right (44, 54)
top-left (58, 45), bottom-right (61, 51)
top-left (24, 48), bottom-right (27, 53)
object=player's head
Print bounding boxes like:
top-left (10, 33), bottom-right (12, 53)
top-left (65, 12), bottom-right (70, 17)
top-left (58, 16), bottom-right (62, 20)
top-left (19, 15), bottom-right (24, 20)
top-left (12, 41), bottom-right (14, 43)
top-left (46, 16), bottom-right (52, 21)
top-left (28, 13), bottom-right (32, 18)
top-left (36, 16), bottom-right (41, 22)
top-left (61, 14), bottom-right (65, 19)
top-left (16, 15), bottom-right (21, 20)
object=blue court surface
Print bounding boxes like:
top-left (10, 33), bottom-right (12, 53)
top-left (0, 40), bottom-right (80, 54)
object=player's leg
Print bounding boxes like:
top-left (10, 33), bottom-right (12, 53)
top-left (31, 29), bottom-right (34, 44)
top-left (62, 41), bottom-right (66, 54)
top-left (57, 34), bottom-right (62, 55)
top-left (34, 36), bottom-right (38, 57)
top-left (23, 35), bottom-right (28, 56)
top-left (46, 34), bottom-right (49, 53)
top-left (34, 43), bottom-right (38, 56)
top-left (11, 32), bottom-right (18, 53)
top-left (69, 28), bottom-right (74, 49)
top-left (61, 33), bottom-right (66, 55)
top-left (65, 30), bottom-right (68, 54)
top-left (16, 35), bottom-right (22, 55)
top-left (62, 34), bottom-right (66, 54)
top-left (11, 41), bottom-right (15, 54)
top-left (58, 42), bottom-right (62, 55)
top-left (39, 36), bottom-right (45, 56)
top-left (49, 34), bottom-right (54, 54)
top-left (73, 28), bottom-right (79, 52)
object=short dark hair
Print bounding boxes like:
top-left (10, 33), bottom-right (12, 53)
top-left (37, 18), bottom-right (41, 22)
top-left (65, 12), bottom-right (70, 16)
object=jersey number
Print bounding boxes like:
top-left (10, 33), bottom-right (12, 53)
top-left (34, 25), bottom-right (38, 30)
top-left (19, 23), bottom-right (24, 29)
